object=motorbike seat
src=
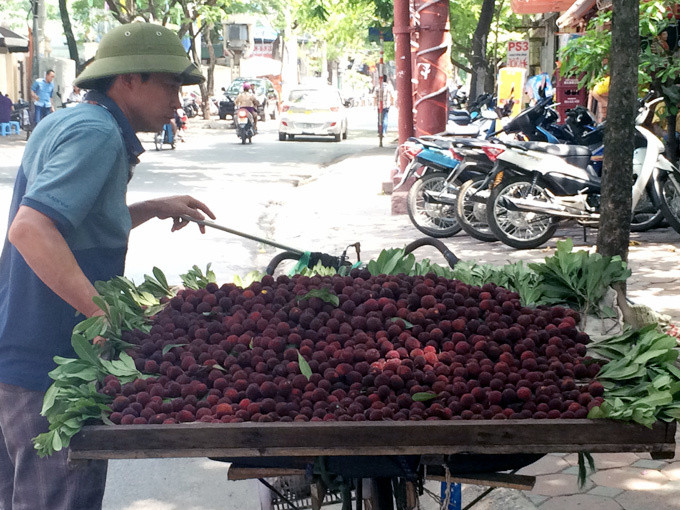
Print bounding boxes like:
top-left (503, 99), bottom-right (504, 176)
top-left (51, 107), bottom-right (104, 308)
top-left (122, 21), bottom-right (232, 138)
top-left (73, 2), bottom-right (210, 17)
top-left (445, 123), bottom-right (480, 137)
top-left (518, 141), bottom-right (592, 169)
top-left (449, 109), bottom-right (470, 118)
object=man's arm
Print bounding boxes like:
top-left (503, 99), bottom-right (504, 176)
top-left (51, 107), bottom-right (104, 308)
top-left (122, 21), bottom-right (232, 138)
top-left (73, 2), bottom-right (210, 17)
top-left (8, 206), bottom-right (101, 318)
top-left (128, 195), bottom-right (216, 232)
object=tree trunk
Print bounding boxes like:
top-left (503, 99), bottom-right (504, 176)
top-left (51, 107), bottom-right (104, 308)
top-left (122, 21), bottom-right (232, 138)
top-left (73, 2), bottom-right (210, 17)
top-left (58, 0), bottom-right (80, 71)
top-left (596, 0), bottom-right (639, 267)
top-left (204, 24), bottom-right (216, 97)
top-left (469, 0), bottom-right (495, 99)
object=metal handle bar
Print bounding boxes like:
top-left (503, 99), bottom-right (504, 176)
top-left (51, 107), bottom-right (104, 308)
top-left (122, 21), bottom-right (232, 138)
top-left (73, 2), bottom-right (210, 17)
top-left (179, 215), bottom-right (305, 255)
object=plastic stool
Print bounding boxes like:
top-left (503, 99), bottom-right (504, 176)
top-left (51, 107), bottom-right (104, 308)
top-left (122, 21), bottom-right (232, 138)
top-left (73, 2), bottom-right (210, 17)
top-left (9, 121), bottom-right (20, 134)
top-left (0, 123), bottom-right (9, 136)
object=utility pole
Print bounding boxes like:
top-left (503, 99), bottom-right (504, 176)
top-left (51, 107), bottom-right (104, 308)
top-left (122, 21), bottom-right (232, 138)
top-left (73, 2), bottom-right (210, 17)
top-left (378, 32), bottom-right (384, 148)
top-left (31, 0), bottom-right (41, 81)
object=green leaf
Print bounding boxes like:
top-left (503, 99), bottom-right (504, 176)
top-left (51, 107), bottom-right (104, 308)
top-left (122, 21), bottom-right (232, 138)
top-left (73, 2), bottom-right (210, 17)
top-left (162, 343), bottom-right (188, 355)
top-left (411, 392), bottom-right (438, 402)
top-left (297, 350), bottom-right (312, 381)
top-left (390, 317), bottom-right (413, 329)
top-left (296, 288), bottom-right (339, 307)
top-left (70, 334), bottom-right (102, 367)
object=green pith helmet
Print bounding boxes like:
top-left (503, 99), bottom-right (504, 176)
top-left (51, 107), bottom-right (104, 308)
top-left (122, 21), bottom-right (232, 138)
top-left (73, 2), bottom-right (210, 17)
top-left (74, 22), bottom-right (204, 89)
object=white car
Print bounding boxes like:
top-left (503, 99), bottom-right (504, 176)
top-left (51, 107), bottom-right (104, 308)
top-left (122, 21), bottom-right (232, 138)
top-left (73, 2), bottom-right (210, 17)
top-left (278, 87), bottom-right (349, 142)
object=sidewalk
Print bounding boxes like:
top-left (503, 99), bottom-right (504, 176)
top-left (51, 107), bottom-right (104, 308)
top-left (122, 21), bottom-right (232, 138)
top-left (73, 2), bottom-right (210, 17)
top-left (272, 145), bottom-right (680, 510)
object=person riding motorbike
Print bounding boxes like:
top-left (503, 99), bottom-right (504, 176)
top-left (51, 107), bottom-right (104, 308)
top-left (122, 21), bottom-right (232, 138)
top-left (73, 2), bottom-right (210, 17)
top-left (234, 83), bottom-right (260, 132)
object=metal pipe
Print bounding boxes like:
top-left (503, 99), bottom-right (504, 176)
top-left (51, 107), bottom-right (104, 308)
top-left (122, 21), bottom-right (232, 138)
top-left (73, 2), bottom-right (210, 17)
top-left (180, 215), bottom-right (305, 255)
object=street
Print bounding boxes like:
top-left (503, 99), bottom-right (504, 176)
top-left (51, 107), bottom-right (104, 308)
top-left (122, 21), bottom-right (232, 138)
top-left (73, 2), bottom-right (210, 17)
top-left (2, 104), bottom-right (680, 510)
top-left (0, 105), bottom-right (391, 287)
top-left (0, 105), bottom-right (404, 510)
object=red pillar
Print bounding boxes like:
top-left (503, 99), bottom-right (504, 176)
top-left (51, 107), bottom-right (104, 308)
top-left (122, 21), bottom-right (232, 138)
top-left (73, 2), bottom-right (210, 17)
top-left (413, 0), bottom-right (449, 137)
top-left (389, 0), bottom-right (416, 214)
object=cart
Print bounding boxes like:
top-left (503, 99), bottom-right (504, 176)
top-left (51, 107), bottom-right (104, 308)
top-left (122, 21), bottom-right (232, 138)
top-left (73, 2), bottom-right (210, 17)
top-left (69, 418), bottom-right (676, 509)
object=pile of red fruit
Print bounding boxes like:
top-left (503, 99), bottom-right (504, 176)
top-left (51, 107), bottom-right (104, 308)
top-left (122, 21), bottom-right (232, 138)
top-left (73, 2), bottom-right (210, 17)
top-left (102, 271), bottom-right (605, 425)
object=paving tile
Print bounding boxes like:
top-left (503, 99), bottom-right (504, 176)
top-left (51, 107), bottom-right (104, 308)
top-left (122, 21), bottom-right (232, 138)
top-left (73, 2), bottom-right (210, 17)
top-left (537, 493), bottom-right (622, 510)
top-left (662, 462), bottom-right (680, 481)
top-left (631, 459), bottom-right (668, 469)
top-left (530, 474), bottom-right (593, 497)
top-left (587, 485), bottom-right (624, 498)
top-left (590, 466), bottom-right (668, 491)
top-left (616, 488), bottom-right (680, 510)
top-left (524, 493), bottom-right (548, 506)
top-left (517, 456), bottom-right (571, 476)
top-left (563, 453), bottom-right (640, 469)
top-left (561, 466), bottom-right (581, 476)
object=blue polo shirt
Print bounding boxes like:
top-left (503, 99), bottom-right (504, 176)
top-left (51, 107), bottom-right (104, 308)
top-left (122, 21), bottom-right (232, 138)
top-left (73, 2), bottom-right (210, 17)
top-left (31, 78), bottom-right (55, 108)
top-left (0, 92), bottom-right (144, 392)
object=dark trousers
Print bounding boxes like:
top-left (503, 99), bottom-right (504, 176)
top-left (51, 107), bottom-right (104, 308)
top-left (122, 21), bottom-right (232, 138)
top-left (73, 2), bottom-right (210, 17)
top-left (33, 106), bottom-right (51, 125)
top-left (0, 383), bottom-right (107, 510)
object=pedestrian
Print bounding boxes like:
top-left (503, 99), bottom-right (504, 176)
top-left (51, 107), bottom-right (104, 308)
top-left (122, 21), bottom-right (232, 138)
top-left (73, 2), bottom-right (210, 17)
top-left (0, 22), bottom-right (214, 510)
top-left (30, 69), bottom-right (56, 124)
top-left (65, 83), bottom-right (85, 106)
top-left (376, 75), bottom-right (395, 136)
top-left (0, 92), bottom-right (11, 124)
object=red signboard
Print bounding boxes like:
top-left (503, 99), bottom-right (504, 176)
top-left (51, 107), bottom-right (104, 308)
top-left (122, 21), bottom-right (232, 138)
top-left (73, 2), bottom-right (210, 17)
top-left (554, 70), bottom-right (587, 122)
top-left (252, 43), bottom-right (273, 58)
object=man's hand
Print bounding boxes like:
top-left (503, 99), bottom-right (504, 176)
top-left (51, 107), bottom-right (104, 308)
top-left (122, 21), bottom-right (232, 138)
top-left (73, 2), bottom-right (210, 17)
top-left (129, 195), bottom-right (216, 232)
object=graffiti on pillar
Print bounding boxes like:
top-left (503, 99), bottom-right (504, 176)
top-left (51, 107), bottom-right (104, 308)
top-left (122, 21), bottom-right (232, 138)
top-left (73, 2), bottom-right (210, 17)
top-left (418, 62), bottom-right (431, 80)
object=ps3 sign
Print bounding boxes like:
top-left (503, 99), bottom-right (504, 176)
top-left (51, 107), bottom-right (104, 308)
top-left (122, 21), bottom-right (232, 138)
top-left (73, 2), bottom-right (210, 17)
top-left (507, 40), bottom-right (529, 69)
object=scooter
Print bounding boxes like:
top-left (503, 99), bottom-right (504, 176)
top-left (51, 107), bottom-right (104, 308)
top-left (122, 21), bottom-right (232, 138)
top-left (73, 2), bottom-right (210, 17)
top-left (396, 99), bottom-right (578, 239)
top-left (483, 95), bottom-right (679, 249)
top-left (235, 107), bottom-right (255, 144)
top-left (455, 102), bottom-right (604, 242)
top-left (154, 123), bottom-right (175, 150)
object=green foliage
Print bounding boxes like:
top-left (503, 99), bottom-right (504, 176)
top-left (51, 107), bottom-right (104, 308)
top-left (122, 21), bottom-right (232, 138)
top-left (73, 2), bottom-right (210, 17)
top-left (559, 1), bottom-right (680, 116)
top-left (33, 269), bottom-right (175, 457)
top-left (233, 270), bottom-right (265, 288)
top-left (297, 350), bottom-right (313, 380)
top-left (180, 263), bottom-right (216, 290)
top-left (587, 326), bottom-right (680, 427)
top-left (528, 239), bottom-right (631, 318)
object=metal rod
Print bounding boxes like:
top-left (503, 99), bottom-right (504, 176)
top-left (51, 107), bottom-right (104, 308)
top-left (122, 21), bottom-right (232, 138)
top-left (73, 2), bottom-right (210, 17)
top-left (180, 215), bottom-right (305, 255)
top-left (258, 477), bottom-right (301, 510)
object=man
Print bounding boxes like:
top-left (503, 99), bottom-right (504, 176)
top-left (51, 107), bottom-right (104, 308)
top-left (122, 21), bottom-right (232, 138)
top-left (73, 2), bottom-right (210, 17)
top-left (376, 75), bottom-right (395, 136)
top-left (0, 23), bottom-right (215, 510)
top-left (30, 69), bottom-right (56, 124)
top-left (234, 82), bottom-right (260, 132)
top-left (0, 93), bottom-right (11, 124)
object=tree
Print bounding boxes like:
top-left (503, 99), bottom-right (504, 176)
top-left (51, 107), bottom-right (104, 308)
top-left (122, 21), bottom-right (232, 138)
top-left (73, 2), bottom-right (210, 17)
top-left (469, 0), bottom-right (495, 99)
top-left (57, 0), bottom-right (80, 71)
top-left (560, 1), bottom-right (680, 166)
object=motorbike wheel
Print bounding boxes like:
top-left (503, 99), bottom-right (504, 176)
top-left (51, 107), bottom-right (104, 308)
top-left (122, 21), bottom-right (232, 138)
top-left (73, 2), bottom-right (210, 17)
top-left (278, 132), bottom-right (286, 141)
top-left (656, 170), bottom-right (680, 234)
top-left (455, 177), bottom-right (497, 242)
top-left (487, 175), bottom-right (558, 250)
top-left (406, 172), bottom-right (462, 238)
top-left (241, 136), bottom-right (247, 145)
top-left (630, 186), bottom-right (664, 232)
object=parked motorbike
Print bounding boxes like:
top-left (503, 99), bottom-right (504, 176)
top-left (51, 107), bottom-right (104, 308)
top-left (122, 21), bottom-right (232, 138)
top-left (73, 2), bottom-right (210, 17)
top-left (154, 123), bottom-right (175, 150)
top-left (235, 107), bottom-right (255, 144)
top-left (11, 99), bottom-right (32, 139)
top-left (455, 101), bottom-right (604, 242)
top-left (397, 98), bottom-right (570, 238)
top-left (483, 95), bottom-right (679, 249)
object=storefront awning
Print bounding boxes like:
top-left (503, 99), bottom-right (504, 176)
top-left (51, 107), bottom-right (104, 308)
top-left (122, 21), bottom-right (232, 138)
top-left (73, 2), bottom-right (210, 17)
top-left (556, 0), bottom-right (598, 28)
top-left (511, 0), bottom-right (577, 15)
top-left (0, 27), bottom-right (29, 53)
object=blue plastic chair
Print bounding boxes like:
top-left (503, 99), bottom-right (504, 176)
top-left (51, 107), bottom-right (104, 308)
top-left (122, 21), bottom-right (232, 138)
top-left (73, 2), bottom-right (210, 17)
top-left (0, 122), bottom-right (20, 136)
